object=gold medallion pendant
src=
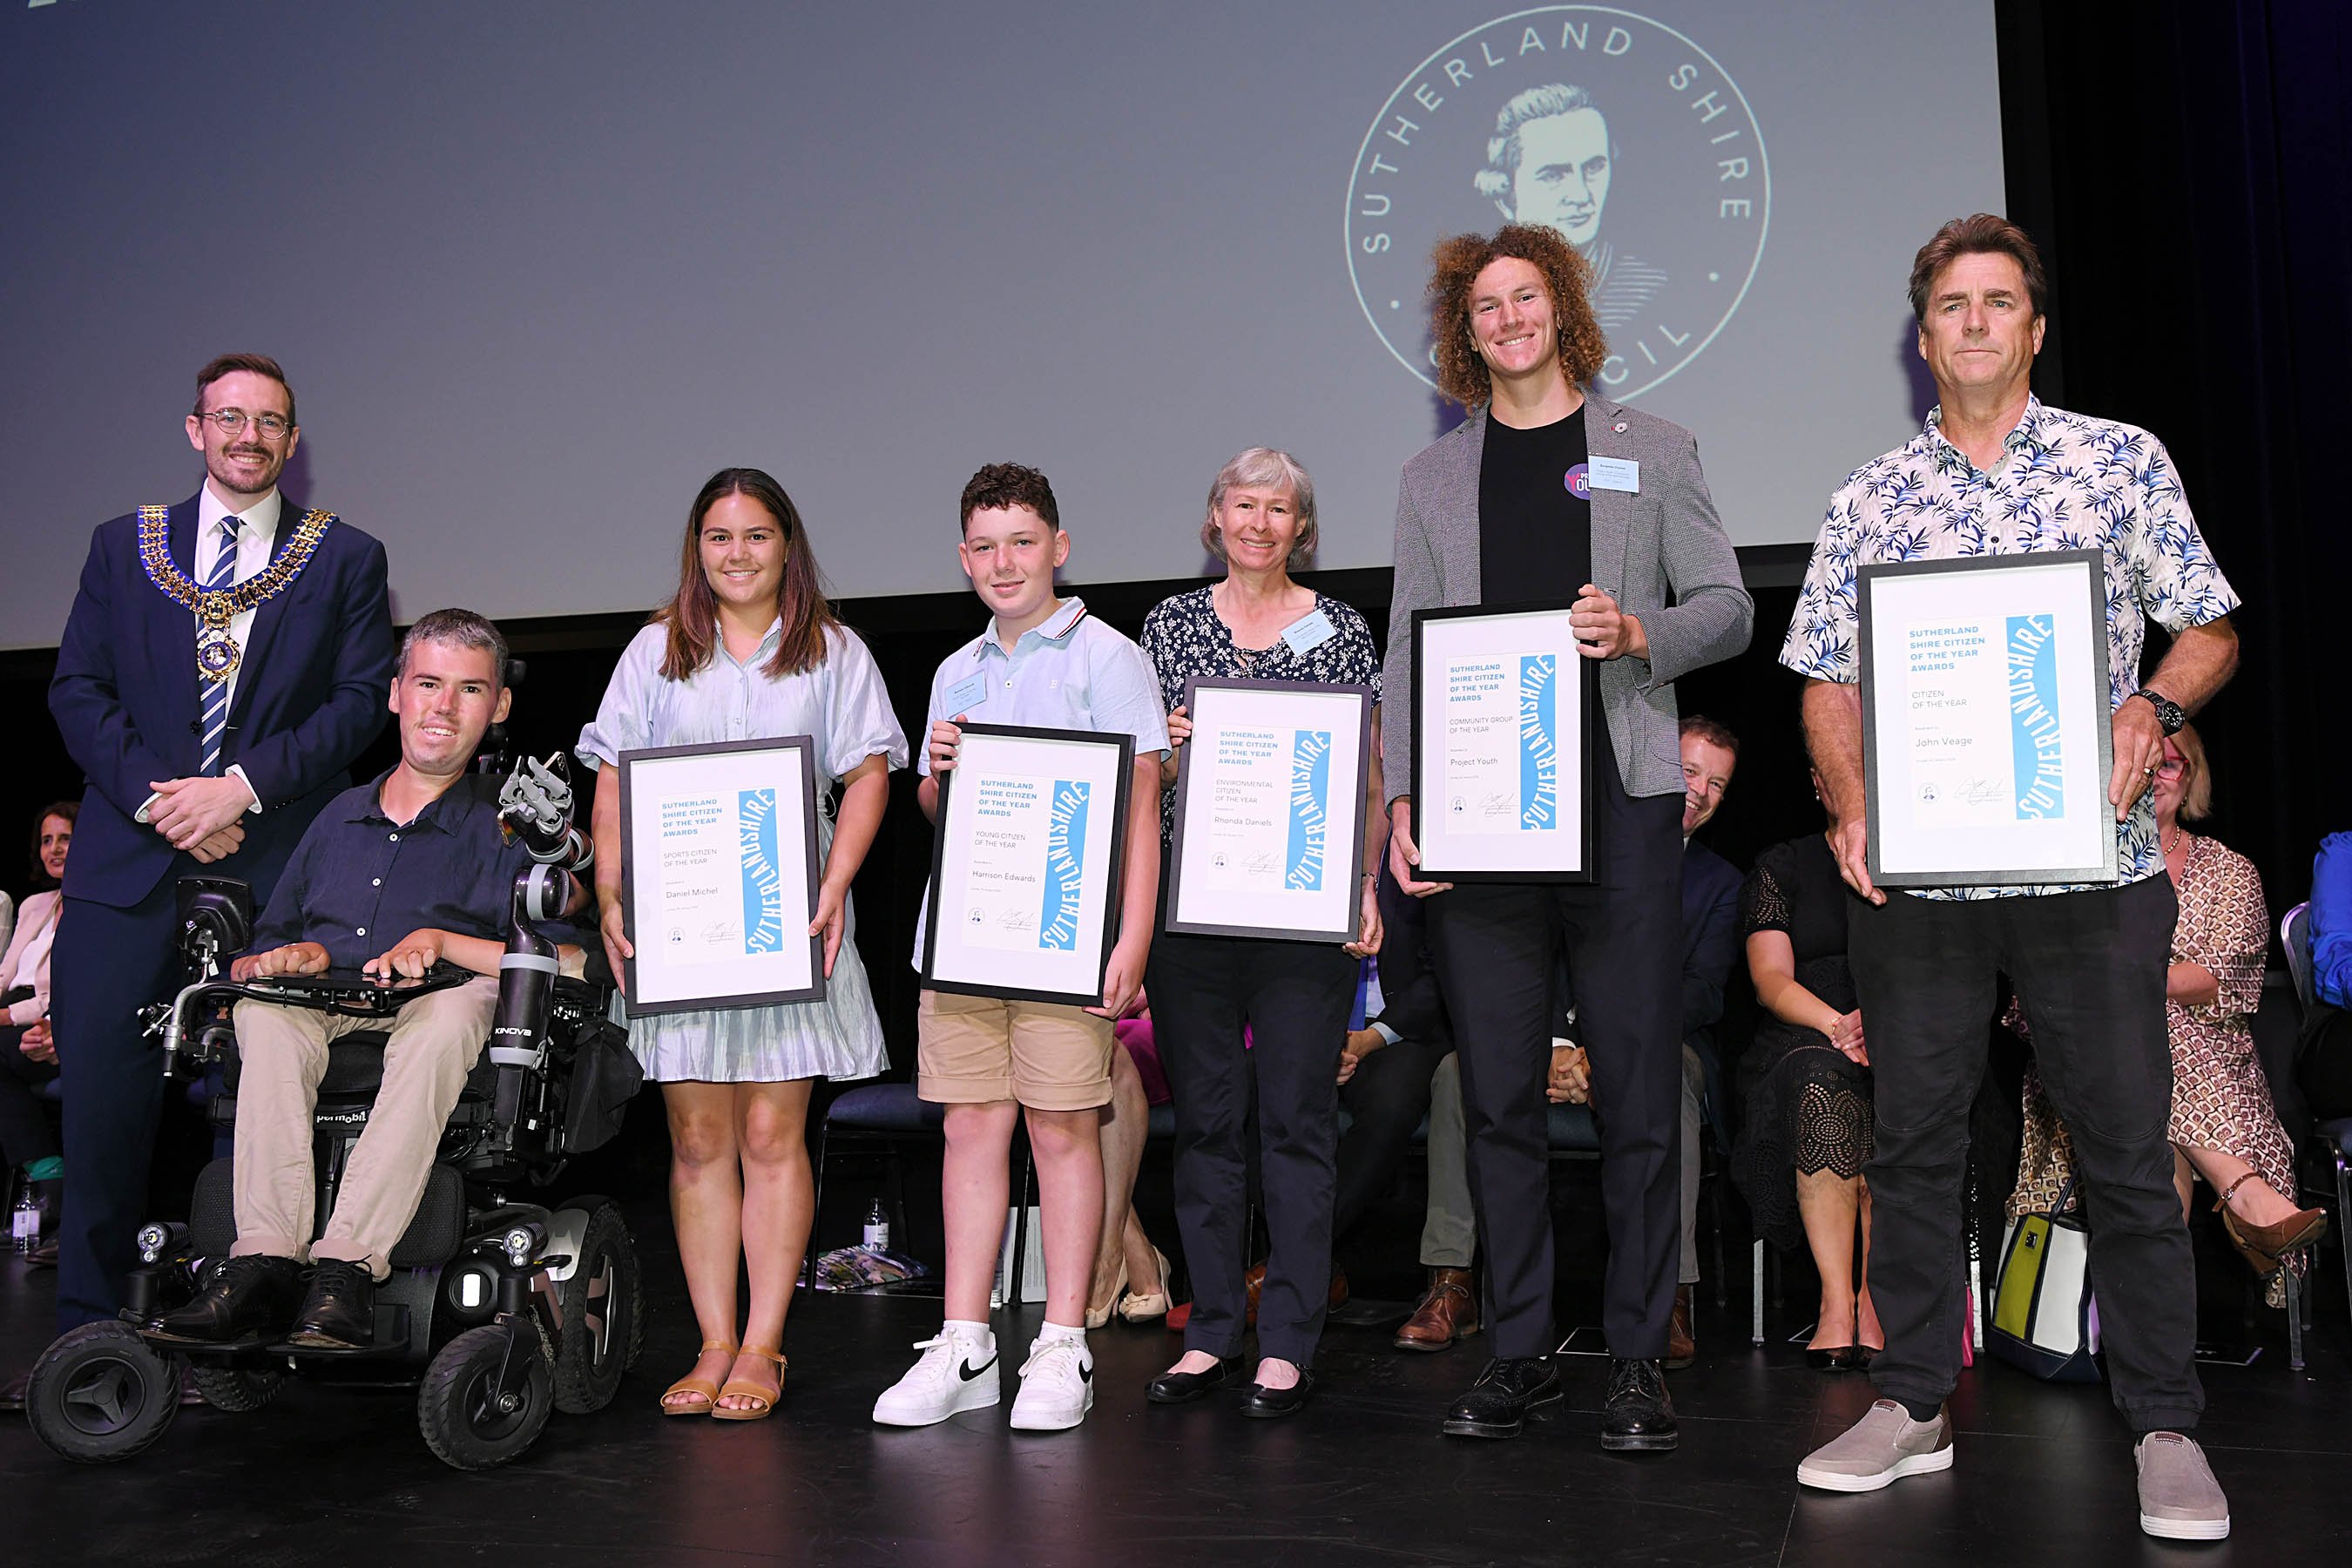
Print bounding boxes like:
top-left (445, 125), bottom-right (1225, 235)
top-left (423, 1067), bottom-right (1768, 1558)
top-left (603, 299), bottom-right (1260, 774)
top-left (138, 504), bottom-right (335, 686)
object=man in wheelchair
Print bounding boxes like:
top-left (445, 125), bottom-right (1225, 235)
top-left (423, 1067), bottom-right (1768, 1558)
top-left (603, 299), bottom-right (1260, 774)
top-left (151, 608), bottom-right (585, 1351)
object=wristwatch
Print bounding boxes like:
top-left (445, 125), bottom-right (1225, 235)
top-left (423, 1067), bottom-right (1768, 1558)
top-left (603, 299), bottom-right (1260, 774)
top-left (2132, 687), bottom-right (2186, 735)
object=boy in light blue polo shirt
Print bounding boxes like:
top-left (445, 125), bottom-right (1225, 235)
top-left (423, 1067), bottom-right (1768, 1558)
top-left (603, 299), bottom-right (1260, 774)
top-left (873, 463), bottom-right (1167, 1433)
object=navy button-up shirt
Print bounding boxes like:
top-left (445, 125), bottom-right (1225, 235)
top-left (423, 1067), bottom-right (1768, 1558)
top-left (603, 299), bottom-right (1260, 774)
top-left (250, 771), bottom-right (530, 968)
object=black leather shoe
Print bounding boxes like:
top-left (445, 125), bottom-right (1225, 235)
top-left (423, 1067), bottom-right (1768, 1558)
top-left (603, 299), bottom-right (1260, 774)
top-left (1599, 1356), bottom-right (1678, 1451)
top-left (1441, 1355), bottom-right (1563, 1438)
top-left (1244, 1369), bottom-right (1315, 1419)
top-left (0, 1370), bottom-right (29, 1413)
top-left (288, 1260), bottom-right (377, 1348)
top-left (1147, 1355), bottom-right (1244, 1404)
top-left (149, 1254), bottom-right (304, 1343)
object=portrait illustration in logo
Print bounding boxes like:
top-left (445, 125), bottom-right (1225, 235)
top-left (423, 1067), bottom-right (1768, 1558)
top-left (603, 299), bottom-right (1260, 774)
top-left (1346, 7), bottom-right (1768, 402)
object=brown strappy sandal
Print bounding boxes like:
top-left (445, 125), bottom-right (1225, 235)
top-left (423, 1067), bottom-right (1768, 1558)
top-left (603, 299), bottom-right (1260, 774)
top-left (660, 1339), bottom-right (737, 1416)
top-left (711, 1344), bottom-right (787, 1422)
top-left (2213, 1172), bottom-right (2328, 1278)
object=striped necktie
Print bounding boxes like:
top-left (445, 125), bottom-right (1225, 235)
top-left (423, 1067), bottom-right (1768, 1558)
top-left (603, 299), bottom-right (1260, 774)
top-left (199, 517), bottom-right (241, 776)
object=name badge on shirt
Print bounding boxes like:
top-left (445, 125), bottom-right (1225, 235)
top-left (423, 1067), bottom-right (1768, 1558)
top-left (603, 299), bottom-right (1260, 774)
top-left (1587, 456), bottom-right (1640, 494)
top-left (1279, 608), bottom-right (1336, 658)
top-left (944, 672), bottom-right (990, 715)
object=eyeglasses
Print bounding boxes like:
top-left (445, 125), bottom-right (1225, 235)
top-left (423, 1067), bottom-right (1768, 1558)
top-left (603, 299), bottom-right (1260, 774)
top-left (2155, 757), bottom-right (2187, 777)
top-left (199, 409), bottom-right (294, 440)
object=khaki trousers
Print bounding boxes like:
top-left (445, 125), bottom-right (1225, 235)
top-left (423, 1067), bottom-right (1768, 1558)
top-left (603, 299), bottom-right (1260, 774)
top-left (229, 976), bottom-right (499, 1278)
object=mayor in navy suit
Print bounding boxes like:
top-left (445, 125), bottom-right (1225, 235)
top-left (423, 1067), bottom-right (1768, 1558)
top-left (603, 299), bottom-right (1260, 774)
top-left (45, 355), bottom-right (395, 1331)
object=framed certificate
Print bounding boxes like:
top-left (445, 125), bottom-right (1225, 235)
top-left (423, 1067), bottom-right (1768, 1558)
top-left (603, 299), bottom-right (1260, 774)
top-left (617, 736), bottom-right (825, 1017)
top-left (1409, 602), bottom-right (1593, 882)
top-left (922, 723), bottom-right (1135, 1006)
top-left (1165, 677), bottom-right (1375, 943)
top-left (1858, 551), bottom-right (2118, 887)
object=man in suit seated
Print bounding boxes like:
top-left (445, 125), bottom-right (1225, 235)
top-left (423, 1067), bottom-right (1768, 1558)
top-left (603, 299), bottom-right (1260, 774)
top-left (152, 611), bottom-right (582, 1348)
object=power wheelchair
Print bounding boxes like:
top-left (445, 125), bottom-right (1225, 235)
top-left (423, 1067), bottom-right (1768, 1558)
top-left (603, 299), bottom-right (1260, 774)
top-left (24, 755), bottom-right (649, 1471)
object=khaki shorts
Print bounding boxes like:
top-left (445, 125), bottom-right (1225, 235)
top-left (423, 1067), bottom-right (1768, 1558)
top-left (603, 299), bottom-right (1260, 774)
top-left (916, 989), bottom-right (1115, 1112)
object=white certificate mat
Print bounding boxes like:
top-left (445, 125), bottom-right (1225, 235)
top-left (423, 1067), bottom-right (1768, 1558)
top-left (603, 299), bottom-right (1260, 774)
top-left (1410, 604), bottom-right (1592, 882)
top-left (1859, 551), bottom-right (2117, 886)
top-left (618, 736), bottom-right (824, 1015)
top-left (923, 724), bottom-right (1134, 1006)
top-left (1166, 678), bottom-right (1374, 943)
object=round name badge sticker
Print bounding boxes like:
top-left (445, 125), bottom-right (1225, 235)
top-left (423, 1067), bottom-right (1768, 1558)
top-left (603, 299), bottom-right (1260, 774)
top-left (1564, 463), bottom-right (1592, 498)
top-left (1345, 6), bottom-right (1770, 402)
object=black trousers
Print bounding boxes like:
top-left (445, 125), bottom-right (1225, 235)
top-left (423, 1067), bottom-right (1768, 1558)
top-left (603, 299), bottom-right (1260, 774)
top-left (0, 1024), bottom-right (61, 1167)
top-left (1333, 1031), bottom-right (1452, 1244)
top-left (1149, 930), bottom-right (1357, 1364)
top-left (1424, 776), bottom-right (1686, 1361)
top-left (53, 879), bottom-right (184, 1331)
top-left (1852, 875), bottom-right (2202, 1433)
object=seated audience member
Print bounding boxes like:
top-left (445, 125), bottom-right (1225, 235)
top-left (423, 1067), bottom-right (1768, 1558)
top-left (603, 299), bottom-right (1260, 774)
top-left (2011, 725), bottom-right (2325, 1303)
top-left (1088, 1001), bottom-right (1173, 1328)
top-left (0, 804), bottom-right (77, 1256)
top-left (1731, 776), bottom-right (1877, 1370)
top-left (151, 611), bottom-right (583, 1349)
top-left (1332, 861), bottom-right (1470, 1351)
top-left (2305, 831), bottom-right (2352, 1119)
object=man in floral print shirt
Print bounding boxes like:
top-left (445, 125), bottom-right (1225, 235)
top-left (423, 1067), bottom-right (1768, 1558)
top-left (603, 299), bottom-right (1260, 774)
top-left (1784, 216), bottom-right (2241, 1542)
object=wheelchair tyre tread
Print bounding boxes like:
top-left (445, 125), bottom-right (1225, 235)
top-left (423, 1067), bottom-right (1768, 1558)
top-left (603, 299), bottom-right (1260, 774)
top-left (418, 1324), bottom-right (553, 1471)
top-left (553, 1201), bottom-right (640, 1415)
top-left (24, 1323), bottom-right (182, 1464)
top-left (192, 1365), bottom-right (284, 1412)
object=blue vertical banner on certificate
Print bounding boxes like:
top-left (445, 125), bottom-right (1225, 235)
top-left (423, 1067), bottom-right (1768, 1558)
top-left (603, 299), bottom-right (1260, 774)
top-left (1410, 604), bottom-right (1592, 882)
top-left (1859, 552), bottom-right (2116, 887)
top-left (1167, 679), bottom-right (1375, 944)
top-left (924, 725), bottom-right (1134, 1005)
top-left (619, 737), bottom-right (825, 1016)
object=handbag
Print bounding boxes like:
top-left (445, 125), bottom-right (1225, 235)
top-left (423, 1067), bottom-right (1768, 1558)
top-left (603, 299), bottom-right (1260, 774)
top-left (1987, 1174), bottom-right (2103, 1382)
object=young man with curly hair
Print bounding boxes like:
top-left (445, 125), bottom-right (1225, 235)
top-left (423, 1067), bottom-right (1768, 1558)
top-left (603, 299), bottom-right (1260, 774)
top-left (1381, 225), bottom-right (1752, 1450)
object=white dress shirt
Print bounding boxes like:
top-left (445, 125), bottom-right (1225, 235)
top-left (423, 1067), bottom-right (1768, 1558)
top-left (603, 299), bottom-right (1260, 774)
top-left (192, 484), bottom-right (280, 811)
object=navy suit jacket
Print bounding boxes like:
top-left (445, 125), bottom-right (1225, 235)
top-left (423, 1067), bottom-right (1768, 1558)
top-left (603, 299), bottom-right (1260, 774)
top-left (49, 490), bottom-right (396, 909)
top-left (1680, 838), bottom-right (1744, 1040)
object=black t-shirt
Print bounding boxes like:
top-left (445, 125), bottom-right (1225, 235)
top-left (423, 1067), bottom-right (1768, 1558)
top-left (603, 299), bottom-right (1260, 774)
top-left (1478, 405), bottom-right (1592, 607)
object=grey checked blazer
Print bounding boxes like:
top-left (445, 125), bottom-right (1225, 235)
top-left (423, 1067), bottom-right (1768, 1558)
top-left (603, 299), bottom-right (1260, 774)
top-left (1381, 389), bottom-right (1754, 801)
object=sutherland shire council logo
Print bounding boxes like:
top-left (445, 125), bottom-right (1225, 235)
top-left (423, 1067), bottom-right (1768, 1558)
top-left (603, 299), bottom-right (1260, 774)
top-left (1346, 7), bottom-right (1769, 402)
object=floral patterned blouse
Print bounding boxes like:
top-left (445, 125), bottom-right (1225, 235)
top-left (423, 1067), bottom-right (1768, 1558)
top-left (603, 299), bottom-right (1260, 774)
top-left (1779, 397), bottom-right (2240, 900)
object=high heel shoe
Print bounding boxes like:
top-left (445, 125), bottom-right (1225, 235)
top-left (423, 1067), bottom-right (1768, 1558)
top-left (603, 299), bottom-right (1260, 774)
top-left (661, 1339), bottom-right (737, 1416)
top-left (2214, 1173), bottom-right (2329, 1275)
top-left (711, 1345), bottom-right (787, 1422)
top-left (1805, 1345), bottom-right (1862, 1371)
top-left (1118, 1248), bottom-right (1173, 1324)
top-left (1085, 1256), bottom-right (1130, 1331)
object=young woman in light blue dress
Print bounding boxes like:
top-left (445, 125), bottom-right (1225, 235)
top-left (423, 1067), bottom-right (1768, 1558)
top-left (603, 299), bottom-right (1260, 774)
top-left (579, 468), bottom-right (907, 1421)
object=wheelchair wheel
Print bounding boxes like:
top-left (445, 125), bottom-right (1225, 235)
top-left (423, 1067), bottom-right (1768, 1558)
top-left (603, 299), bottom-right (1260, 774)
top-left (552, 1200), bottom-right (642, 1414)
top-left (24, 1323), bottom-right (181, 1463)
top-left (418, 1323), bottom-right (552, 1471)
top-left (191, 1365), bottom-right (284, 1412)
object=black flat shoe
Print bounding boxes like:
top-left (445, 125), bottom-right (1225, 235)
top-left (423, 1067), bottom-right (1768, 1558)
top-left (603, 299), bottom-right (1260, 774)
top-left (1244, 1370), bottom-right (1315, 1419)
top-left (1599, 1356), bottom-right (1678, 1452)
top-left (1147, 1355), bottom-right (1243, 1404)
top-left (149, 1254), bottom-right (304, 1343)
top-left (1806, 1345), bottom-right (1862, 1371)
top-left (287, 1260), bottom-right (377, 1348)
top-left (1441, 1355), bottom-right (1562, 1439)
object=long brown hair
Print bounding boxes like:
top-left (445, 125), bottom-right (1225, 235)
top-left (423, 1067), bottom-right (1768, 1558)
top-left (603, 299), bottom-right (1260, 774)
top-left (656, 468), bottom-right (841, 681)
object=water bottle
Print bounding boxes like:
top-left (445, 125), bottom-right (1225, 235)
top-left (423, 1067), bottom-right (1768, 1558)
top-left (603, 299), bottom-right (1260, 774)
top-left (862, 1198), bottom-right (890, 1253)
top-left (10, 1188), bottom-right (37, 1254)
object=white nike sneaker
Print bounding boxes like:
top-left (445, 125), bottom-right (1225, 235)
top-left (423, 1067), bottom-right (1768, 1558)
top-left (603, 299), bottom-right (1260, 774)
top-left (871, 1326), bottom-right (1000, 1427)
top-left (1008, 1332), bottom-right (1094, 1431)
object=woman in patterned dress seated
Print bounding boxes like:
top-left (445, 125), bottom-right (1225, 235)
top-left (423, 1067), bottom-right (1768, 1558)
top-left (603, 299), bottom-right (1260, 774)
top-left (1731, 776), bottom-right (1880, 1370)
top-left (2009, 723), bottom-right (2326, 1303)
top-left (580, 469), bottom-right (909, 1419)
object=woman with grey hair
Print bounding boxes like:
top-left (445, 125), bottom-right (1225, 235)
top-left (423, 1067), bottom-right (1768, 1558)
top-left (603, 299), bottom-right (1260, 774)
top-left (1133, 447), bottom-right (1386, 1417)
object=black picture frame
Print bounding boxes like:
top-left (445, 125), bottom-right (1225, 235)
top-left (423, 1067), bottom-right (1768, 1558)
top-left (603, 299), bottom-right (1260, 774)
top-left (617, 734), bottom-right (826, 1017)
top-left (1164, 675), bottom-right (1376, 944)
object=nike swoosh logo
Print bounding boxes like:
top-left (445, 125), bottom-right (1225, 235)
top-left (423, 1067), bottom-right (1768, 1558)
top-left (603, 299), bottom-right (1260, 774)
top-left (1078, 1362), bottom-right (1092, 1383)
top-left (958, 1356), bottom-right (996, 1382)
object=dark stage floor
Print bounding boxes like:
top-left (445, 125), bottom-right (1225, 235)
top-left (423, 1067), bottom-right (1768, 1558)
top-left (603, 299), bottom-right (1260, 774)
top-left (3, 1205), bottom-right (2345, 1568)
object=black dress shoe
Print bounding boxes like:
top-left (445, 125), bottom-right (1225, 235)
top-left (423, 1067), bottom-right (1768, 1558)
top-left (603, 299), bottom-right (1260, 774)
top-left (0, 1370), bottom-right (29, 1413)
top-left (149, 1254), bottom-right (304, 1343)
top-left (1147, 1355), bottom-right (1243, 1404)
top-left (288, 1260), bottom-right (377, 1348)
top-left (1442, 1355), bottom-right (1563, 1438)
top-left (1599, 1356), bottom-right (1678, 1451)
top-left (1244, 1370), bottom-right (1315, 1419)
